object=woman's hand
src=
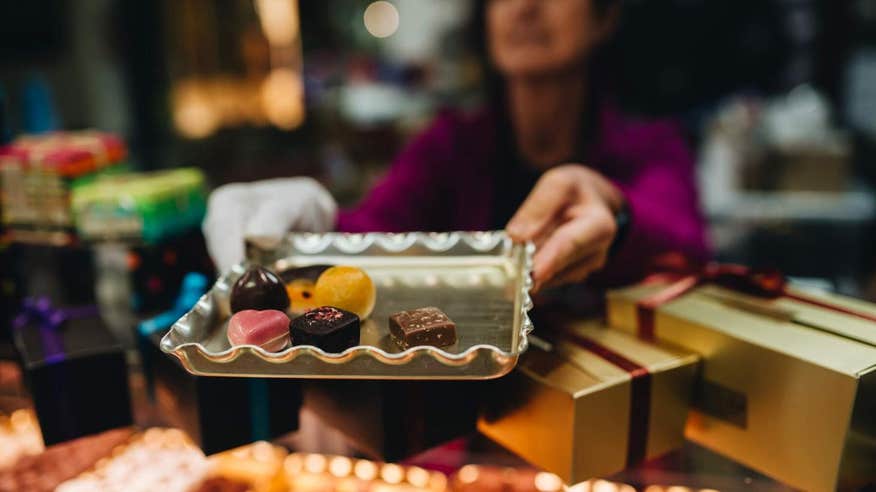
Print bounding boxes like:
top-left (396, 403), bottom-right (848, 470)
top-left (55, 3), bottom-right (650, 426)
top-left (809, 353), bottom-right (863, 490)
top-left (506, 164), bottom-right (625, 291)
top-left (202, 178), bottom-right (337, 273)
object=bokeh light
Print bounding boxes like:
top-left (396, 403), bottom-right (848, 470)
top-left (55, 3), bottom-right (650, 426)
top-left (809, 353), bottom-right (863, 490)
top-left (172, 83), bottom-right (218, 139)
top-left (457, 465), bottom-right (479, 484)
top-left (354, 459), bottom-right (378, 481)
top-left (363, 1), bottom-right (400, 38)
top-left (254, 0), bottom-right (299, 46)
top-left (534, 471), bottom-right (564, 491)
top-left (328, 456), bottom-right (353, 477)
top-left (260, 68), bottom-right (305, 130)
top-left (380, 463), bottom-right (404, 484)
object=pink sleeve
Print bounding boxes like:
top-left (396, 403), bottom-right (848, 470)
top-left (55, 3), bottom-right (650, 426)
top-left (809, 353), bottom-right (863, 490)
top-left (336, 116), bottom-right (455, 233)
top-left (598, 120), bottom-right (710, 285)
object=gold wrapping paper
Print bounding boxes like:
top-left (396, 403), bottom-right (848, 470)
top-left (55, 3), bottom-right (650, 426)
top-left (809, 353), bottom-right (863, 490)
top-left (607, 281), bottom-right (876, 491)
top-left (478, 322), bottom-right (698, 484)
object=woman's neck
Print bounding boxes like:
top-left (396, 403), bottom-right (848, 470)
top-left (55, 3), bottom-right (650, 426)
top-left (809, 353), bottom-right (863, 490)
top-left (506, 72), bottom-right (587, 168)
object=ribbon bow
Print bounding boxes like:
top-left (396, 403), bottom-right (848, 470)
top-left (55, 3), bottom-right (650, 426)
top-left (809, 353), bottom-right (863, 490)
top-left (636, 253), bottom-right (876, 340)
top-left (13, 297), bottom-right (99, 364)
top-left (645, 252), bottom-right (786, 298)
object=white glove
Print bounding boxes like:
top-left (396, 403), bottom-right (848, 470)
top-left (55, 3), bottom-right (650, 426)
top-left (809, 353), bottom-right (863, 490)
top-left (202, 177), bottom-right (337, 273)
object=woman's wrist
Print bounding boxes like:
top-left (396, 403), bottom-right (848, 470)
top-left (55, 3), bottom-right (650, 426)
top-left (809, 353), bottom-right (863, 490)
top-left (608, 196), bottom-right (632, 256)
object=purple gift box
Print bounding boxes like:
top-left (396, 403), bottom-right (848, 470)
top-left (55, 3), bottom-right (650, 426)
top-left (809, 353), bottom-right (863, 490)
top-left (12, 297), bottom-right (132, 445)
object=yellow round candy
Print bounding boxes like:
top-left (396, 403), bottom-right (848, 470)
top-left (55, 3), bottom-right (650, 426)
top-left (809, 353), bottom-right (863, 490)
top-left (313, 266), bottom-right (376, 319)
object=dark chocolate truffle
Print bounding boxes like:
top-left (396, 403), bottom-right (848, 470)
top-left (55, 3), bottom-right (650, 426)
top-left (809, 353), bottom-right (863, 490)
top-left (230, 266), bottom-right (289, 313)
top-left (389, 307), bottom-right (457, 349)
top-left (289, 306), bottom-right (360, 353)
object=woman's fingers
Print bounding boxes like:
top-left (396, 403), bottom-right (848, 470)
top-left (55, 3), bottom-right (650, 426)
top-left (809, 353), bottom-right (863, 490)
top-left (506, 164), bottom-right (623, 290)
top-left (506, 169), bottom-right (575, 242)
top-left (531, 205), bottom-right (616, 290)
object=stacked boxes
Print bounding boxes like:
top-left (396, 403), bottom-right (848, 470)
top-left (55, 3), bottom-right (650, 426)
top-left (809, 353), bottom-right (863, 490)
top-left (606, 275), bottom-right (876, 490)
top-left (0, 131), bottom-right (127, 245)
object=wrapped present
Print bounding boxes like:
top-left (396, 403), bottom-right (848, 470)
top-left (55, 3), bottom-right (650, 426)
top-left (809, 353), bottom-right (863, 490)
top-left (138, 272), bottom-right (210, 400)
top-left (478, 321), bottom-right (698, 484)
top-left (606, 261), bottom-right (876, 491)
top-left (11, 297), bottom-right (132, 445)
top-left (126, 228), bottom-right (215, 313)
top-left (138, 280), bottom-right (302, 455)
top-left (71, 167), bottom-right (207, 244)
top-left (0, 130), bottom-right (128, 244)
top-left (305, 379), bottom-right (484, 462)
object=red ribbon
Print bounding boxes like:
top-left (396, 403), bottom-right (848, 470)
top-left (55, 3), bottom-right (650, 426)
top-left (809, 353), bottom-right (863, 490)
top-left (635, 253), bottom-right (876, 340)
top-left (558, 331), bottom-right (651, 468)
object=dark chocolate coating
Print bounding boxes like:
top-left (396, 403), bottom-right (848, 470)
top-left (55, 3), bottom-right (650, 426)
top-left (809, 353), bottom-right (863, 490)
top-left (278, 264), bottom-right (333, 284)
top-left (289, 306), bottom-right (360, 353)
top-left (389, 307), bottom-right (456, 349)
top-left (229, 266), bottom-right (289, 313)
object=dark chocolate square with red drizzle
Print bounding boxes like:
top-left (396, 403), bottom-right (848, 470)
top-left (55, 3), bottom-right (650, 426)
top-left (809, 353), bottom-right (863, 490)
top-left (290, 306), bottom-right (360, 353)
top-left (389, 307), bottom-right (457, 349)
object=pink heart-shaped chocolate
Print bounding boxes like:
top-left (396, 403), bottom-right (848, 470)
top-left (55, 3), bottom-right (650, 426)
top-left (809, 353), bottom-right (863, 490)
top-left (227, 309), bottom-right (291, 351)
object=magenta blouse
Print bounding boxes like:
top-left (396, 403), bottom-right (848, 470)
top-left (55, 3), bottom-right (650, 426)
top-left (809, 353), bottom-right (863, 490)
top-left (337, 106), bottom-right (709, 285)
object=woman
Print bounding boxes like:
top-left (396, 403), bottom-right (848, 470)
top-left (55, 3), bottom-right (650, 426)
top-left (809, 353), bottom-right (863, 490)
top-left (204, 0), bottom-right (709, 289)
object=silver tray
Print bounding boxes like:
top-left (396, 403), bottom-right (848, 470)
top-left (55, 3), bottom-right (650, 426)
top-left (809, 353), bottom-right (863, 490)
top-left (160, 231), bottom-right (534, 379)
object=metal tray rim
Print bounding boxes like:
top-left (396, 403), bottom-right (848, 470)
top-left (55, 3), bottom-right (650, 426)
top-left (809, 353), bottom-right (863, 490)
top-left (160, 231), bottom-right (534, 372)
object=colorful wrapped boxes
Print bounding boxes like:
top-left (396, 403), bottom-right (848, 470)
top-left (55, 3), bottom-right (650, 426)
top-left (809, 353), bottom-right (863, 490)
top-left (71, 168), bottom-right (207, 244)
top-left (0, 131), bottom-right (127, 244)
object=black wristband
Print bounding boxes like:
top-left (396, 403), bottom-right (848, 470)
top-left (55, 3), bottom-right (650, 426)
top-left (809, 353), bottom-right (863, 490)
top-left (608, 201), bottom-right (631, 257)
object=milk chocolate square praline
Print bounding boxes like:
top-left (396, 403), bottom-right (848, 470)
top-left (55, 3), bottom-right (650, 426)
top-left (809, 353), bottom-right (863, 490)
top-left (389, 307), bottom-right (457, 349)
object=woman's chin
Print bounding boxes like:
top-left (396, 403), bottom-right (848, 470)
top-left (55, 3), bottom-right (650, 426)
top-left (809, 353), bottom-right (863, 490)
top-left (496, 56), bottom-right (586, 81)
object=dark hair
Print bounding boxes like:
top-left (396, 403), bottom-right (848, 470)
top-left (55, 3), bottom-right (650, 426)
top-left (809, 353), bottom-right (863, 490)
top-left (470, 0), bottom-right (621, 161)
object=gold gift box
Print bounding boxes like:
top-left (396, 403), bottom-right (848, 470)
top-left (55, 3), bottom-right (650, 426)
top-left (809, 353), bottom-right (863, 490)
top-left (477, 322), bottom-right (698, 484)
top-left (607, 280), bottom-right (876, 491)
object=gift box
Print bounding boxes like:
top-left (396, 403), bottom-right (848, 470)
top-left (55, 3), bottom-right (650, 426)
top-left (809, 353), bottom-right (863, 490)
top-left (71, 167), bottom-right (207, 244)
top-left (304, 380), bottom-right (484, 462)
top-left (606, 264), bottom-right (876, 491)
top-left (11, 298), bottom-right (132, 446)
top-left (0, 130), bottom-right (128, 245)
top-left (477, 321), bottom-right (698, 484)
top-left (138, 279), bottom-right (302, 455)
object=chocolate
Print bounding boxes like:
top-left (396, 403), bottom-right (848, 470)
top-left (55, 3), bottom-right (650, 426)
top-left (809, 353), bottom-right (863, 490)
top-left (230, 266), bottom-right (289, 313)
top-left (226, 310), bottom-right (290, 351)
top-left (289, 306), bottom-right (360, 353)
top-left (389, 307), bottom-right (457, 349)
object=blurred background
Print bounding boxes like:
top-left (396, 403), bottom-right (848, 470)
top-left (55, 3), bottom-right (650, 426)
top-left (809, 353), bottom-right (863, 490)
top-left (1, 0), bottom-right (876, 299)
top-left (2, 2), bottom-right (876, 490)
